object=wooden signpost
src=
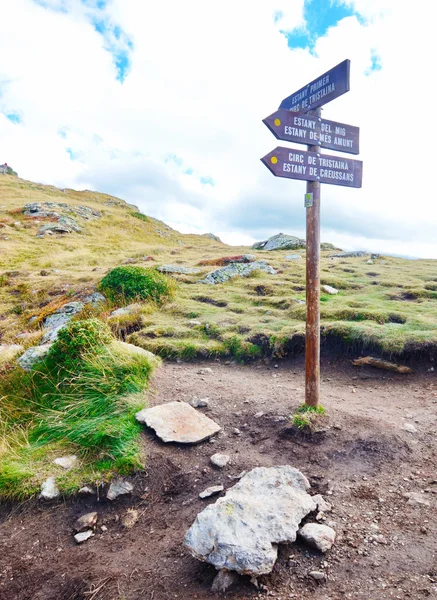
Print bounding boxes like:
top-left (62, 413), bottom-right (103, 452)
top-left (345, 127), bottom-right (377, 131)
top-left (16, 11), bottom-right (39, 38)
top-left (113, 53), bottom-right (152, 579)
top-left (261, 59), bottom-right (362, 408)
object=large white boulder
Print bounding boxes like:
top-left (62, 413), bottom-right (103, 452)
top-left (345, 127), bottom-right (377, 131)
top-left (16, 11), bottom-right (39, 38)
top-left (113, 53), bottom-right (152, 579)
top-left (184, 466), bottom-right (316, 575)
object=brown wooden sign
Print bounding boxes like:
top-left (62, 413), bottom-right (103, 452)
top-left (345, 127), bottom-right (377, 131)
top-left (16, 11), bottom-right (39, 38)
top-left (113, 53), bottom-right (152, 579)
top-left (261, 146), bottom-right (363, 188)
top-left (279, 59), bottom-right (350, 113)
top-left (263, 109), bottom-right (359, 155)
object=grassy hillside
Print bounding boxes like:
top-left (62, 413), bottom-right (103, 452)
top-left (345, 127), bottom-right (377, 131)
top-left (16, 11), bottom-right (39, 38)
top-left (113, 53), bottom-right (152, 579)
top-left (1, 173), bottom-right (437, 360)
top-left (1, 174), bottom-right (437, 499)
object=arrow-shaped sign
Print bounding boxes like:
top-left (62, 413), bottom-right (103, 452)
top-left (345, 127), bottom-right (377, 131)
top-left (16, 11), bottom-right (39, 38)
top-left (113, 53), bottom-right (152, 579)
top-left (261, 146), bottom-right (363, 188)
top-left (263, 109), bottom-right (359, 156)
top-left (279, 59), bottom-right (350, 113)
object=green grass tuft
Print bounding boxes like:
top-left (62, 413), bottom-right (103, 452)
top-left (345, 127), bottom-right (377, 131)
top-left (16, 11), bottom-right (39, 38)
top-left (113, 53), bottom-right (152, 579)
top-left (99, 265), bottom-right (176, 305)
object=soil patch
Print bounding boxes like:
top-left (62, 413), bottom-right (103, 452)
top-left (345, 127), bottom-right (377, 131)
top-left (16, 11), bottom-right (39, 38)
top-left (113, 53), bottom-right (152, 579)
top-left (1, 357), bottom-right (437, 599)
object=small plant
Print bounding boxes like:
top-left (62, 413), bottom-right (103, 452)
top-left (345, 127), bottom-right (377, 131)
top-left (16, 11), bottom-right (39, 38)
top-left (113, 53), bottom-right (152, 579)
top-left (131, 212), bottom-right (150, 222)
top-left (292, 403), bottom-right (326, 429)
top-left (50, 318), bottom-right (113, 362)
top-left (99, 266), bottom-right (176, 304)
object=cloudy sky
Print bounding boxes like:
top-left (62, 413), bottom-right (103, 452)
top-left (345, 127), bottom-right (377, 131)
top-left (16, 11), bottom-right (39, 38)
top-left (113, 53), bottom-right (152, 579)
top-left (1, 0), bottom-right (436, 257)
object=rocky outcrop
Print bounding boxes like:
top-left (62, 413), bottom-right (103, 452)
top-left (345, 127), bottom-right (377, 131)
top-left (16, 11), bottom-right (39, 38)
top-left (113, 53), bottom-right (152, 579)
top-left (157, 265), bottom-right (201, 275)
top-left (199, 261), bottom-right (277, 284)
top-left (184, 466), bottom-right (316, 575)
top-left (201, 233), bottom-right (222, 242)
top-left (17, 344), bottom-right (52, 371)
top-left (328, 250), bottom-right (367, 258)
top-left (252, 233), bottom-right (305, 251)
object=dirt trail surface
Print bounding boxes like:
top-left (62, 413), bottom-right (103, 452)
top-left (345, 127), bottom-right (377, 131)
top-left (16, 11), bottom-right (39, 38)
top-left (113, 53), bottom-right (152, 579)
top-left (1, 357), bottom-right (437, 600)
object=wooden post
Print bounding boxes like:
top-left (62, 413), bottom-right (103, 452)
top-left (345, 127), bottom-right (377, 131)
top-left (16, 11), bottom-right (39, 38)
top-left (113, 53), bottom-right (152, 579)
top-left (305, 108), bottom-right (321, 407)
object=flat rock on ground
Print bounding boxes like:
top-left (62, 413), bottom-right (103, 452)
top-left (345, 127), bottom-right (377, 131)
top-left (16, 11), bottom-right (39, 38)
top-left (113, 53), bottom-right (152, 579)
top-left (199, 261), bottom-right (277, 285)
top-left (252, 233), bottom-right (305, 251)
top-left (136, 401), bottom-right (221, 443)
top-left (184, 465), bottom-right (316, 575)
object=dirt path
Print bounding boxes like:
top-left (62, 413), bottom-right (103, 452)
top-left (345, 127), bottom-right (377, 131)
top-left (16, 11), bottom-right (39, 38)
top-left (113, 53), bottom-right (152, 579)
top-left (1, 357), bottom-right (437, 600)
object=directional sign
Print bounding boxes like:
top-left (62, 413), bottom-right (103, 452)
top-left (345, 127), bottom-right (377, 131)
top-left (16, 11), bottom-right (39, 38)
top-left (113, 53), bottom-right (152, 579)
top-left (261, 146), bottom-right (363, 188)
top-left (263, 109), bottom-right (359, 155)
top-left (279, 59), bottom-right (350, 113)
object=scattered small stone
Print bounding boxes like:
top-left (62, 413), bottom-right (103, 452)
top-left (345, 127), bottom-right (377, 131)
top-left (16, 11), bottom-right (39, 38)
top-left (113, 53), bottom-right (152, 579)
top-left (74, 512), bottom-right (98, 532)
top-left (189, 397), bottom-right (210, 408)
top-left (107, 478), bottom-right (134, 500)
top-left (197, 367), bottom-right (214, 375)
top-left (299, 523), bottom-right (336, 552)
top-left (367, 259), bottom-right (374, 264)
top-left (101, 525), bottom-right (108, 532)
top-left (74, 530), bottom-right (94, 544)
top-left (210, 454), bottom-right (230, 468)
top-left (188, 320), bottom-right (202, 326)
top-left (309, 570), bottom-right (326, 581)
top-left (322, 285), bottom-right (338, 295)
top-left (78, 486), bottom-right (96, 496)
top-left (199, 485), bottom-right (224, 499)
top-left (254, 411), bottom-right (264, 418)
top-left (232, 428), bottom-right (242, 436)
top-left (402, 423), bottom-right (417, 433)
top-left (122, 508), bottom-right (139, 529)
top-left (285, 254), bottom-right (302, 260)
top-left (53, 455), bottom-right (78, 470)
top-left (39, 477), bottom-right (60, 500)
top-left (211, 569), bottom-right (239, 593)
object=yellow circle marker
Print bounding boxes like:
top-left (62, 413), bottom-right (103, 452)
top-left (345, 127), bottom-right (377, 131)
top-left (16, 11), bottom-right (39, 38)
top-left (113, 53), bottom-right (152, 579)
top-left (274, 118), bottom-right (281, 127)
top-left (270, 156), bottom-right (278, 164)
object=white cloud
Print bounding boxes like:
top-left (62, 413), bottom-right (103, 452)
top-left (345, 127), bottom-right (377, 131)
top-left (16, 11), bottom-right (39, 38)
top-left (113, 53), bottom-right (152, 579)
top-left (0, 0), bottom-right (436, 257)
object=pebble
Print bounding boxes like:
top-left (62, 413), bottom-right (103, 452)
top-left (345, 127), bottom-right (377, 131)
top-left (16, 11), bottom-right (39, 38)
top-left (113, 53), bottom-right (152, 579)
top-left (107, 478), bottom-right (134, 500)
top-left (210, 453), bottom-right (231, 468)
top-left (309, 570), bottom-right (326, 581)
top-left (53, 455), bottom-right (78, 470)
top-left (74, 512), bottom-right (98, 532)
top-left (74, 530), bottom-right (94, 544)
top-left (39, 477), bottom-right (60, 500)
top-left (232, 428), bottom-right (242, 436)
top-left (199, 485), bottom-right (224, 499)
top-left (197, 368), bottom-right (214, 375)
top-left (189, 397), bottom-right (210, 408)
top-left (402, 423), bottom-right (417, 433)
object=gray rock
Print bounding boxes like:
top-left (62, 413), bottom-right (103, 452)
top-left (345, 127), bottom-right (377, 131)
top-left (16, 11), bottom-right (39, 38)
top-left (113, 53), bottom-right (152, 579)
top-left (322, 285), bottom-right (338, 295)
top-left (53, 455), bottom-right (78, 470)
top-left (211, 570), bottom-right (239, 593)
top-left (285, 254), bottom-right (302, 260)
top-left (367, 259), bottom-right (374, 264)
top-left (17, 344), bottom-right (52, 371)
top-left (202, 233), bottom-right (222, 242)
top-left (74, 511), bottom-right (98, 532)
top-left (109, 304), bottom-right (139, 317)
top-left (78, 486), bottom-right (96, 495)
top-left (136, 401), bottom-right (221, 443)
top-left (41, 301), bottom-right (85, 343)
top-left (107, 478), bottom-right (134, 500)
top-left (190, 397), bottom-right (210, 408)
top-left (197, 367), bottom-right (214, 375)
top-left (309, 570), bottom-right (326, 581)
top-left (211, 454), bottom-right (230, 468)
top-left (403, 492), bottom-right (430, 507)
top-left (312, 494), bottom-right (332, 513)
top-left (242, 254), bottom-right (256, 261)
top-left (158, 264), bottom-right (201, 274)
top-left (114, 341), bottom-right (159, 367)
top-left (199, 261), bottom-right (277, 285)
top-left (299, 523), bottom-right (336, 552)
top-left (39, 477), bottom-right (60, 500)
top-left (402, 423), bottom-right (417, 433)
top-left (83, 292), bottom-right (106, 305)
top-left (328, 251), bottom-right (367, 258)
top-left (199, 485), bottom-right (224, 499)
top-left (74, 530), bottom-right (94, 544)
top-left (252, 233), bottom-right (305, 251)
top-left (184, 466), bottom-right (316, 575)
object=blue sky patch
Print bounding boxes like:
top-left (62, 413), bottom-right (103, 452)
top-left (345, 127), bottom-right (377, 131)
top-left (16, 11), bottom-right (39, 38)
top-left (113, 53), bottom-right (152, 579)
top-left (284, 0), bottom-right (364, 52)
top-left (366, 49), bottom-right (382, 75)
top-left (5, 113), bottom-right (21, 124)
top-left (200, 175), bottom-right (215, 187)
top-left (66, 147), bottom-right (80, 161)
